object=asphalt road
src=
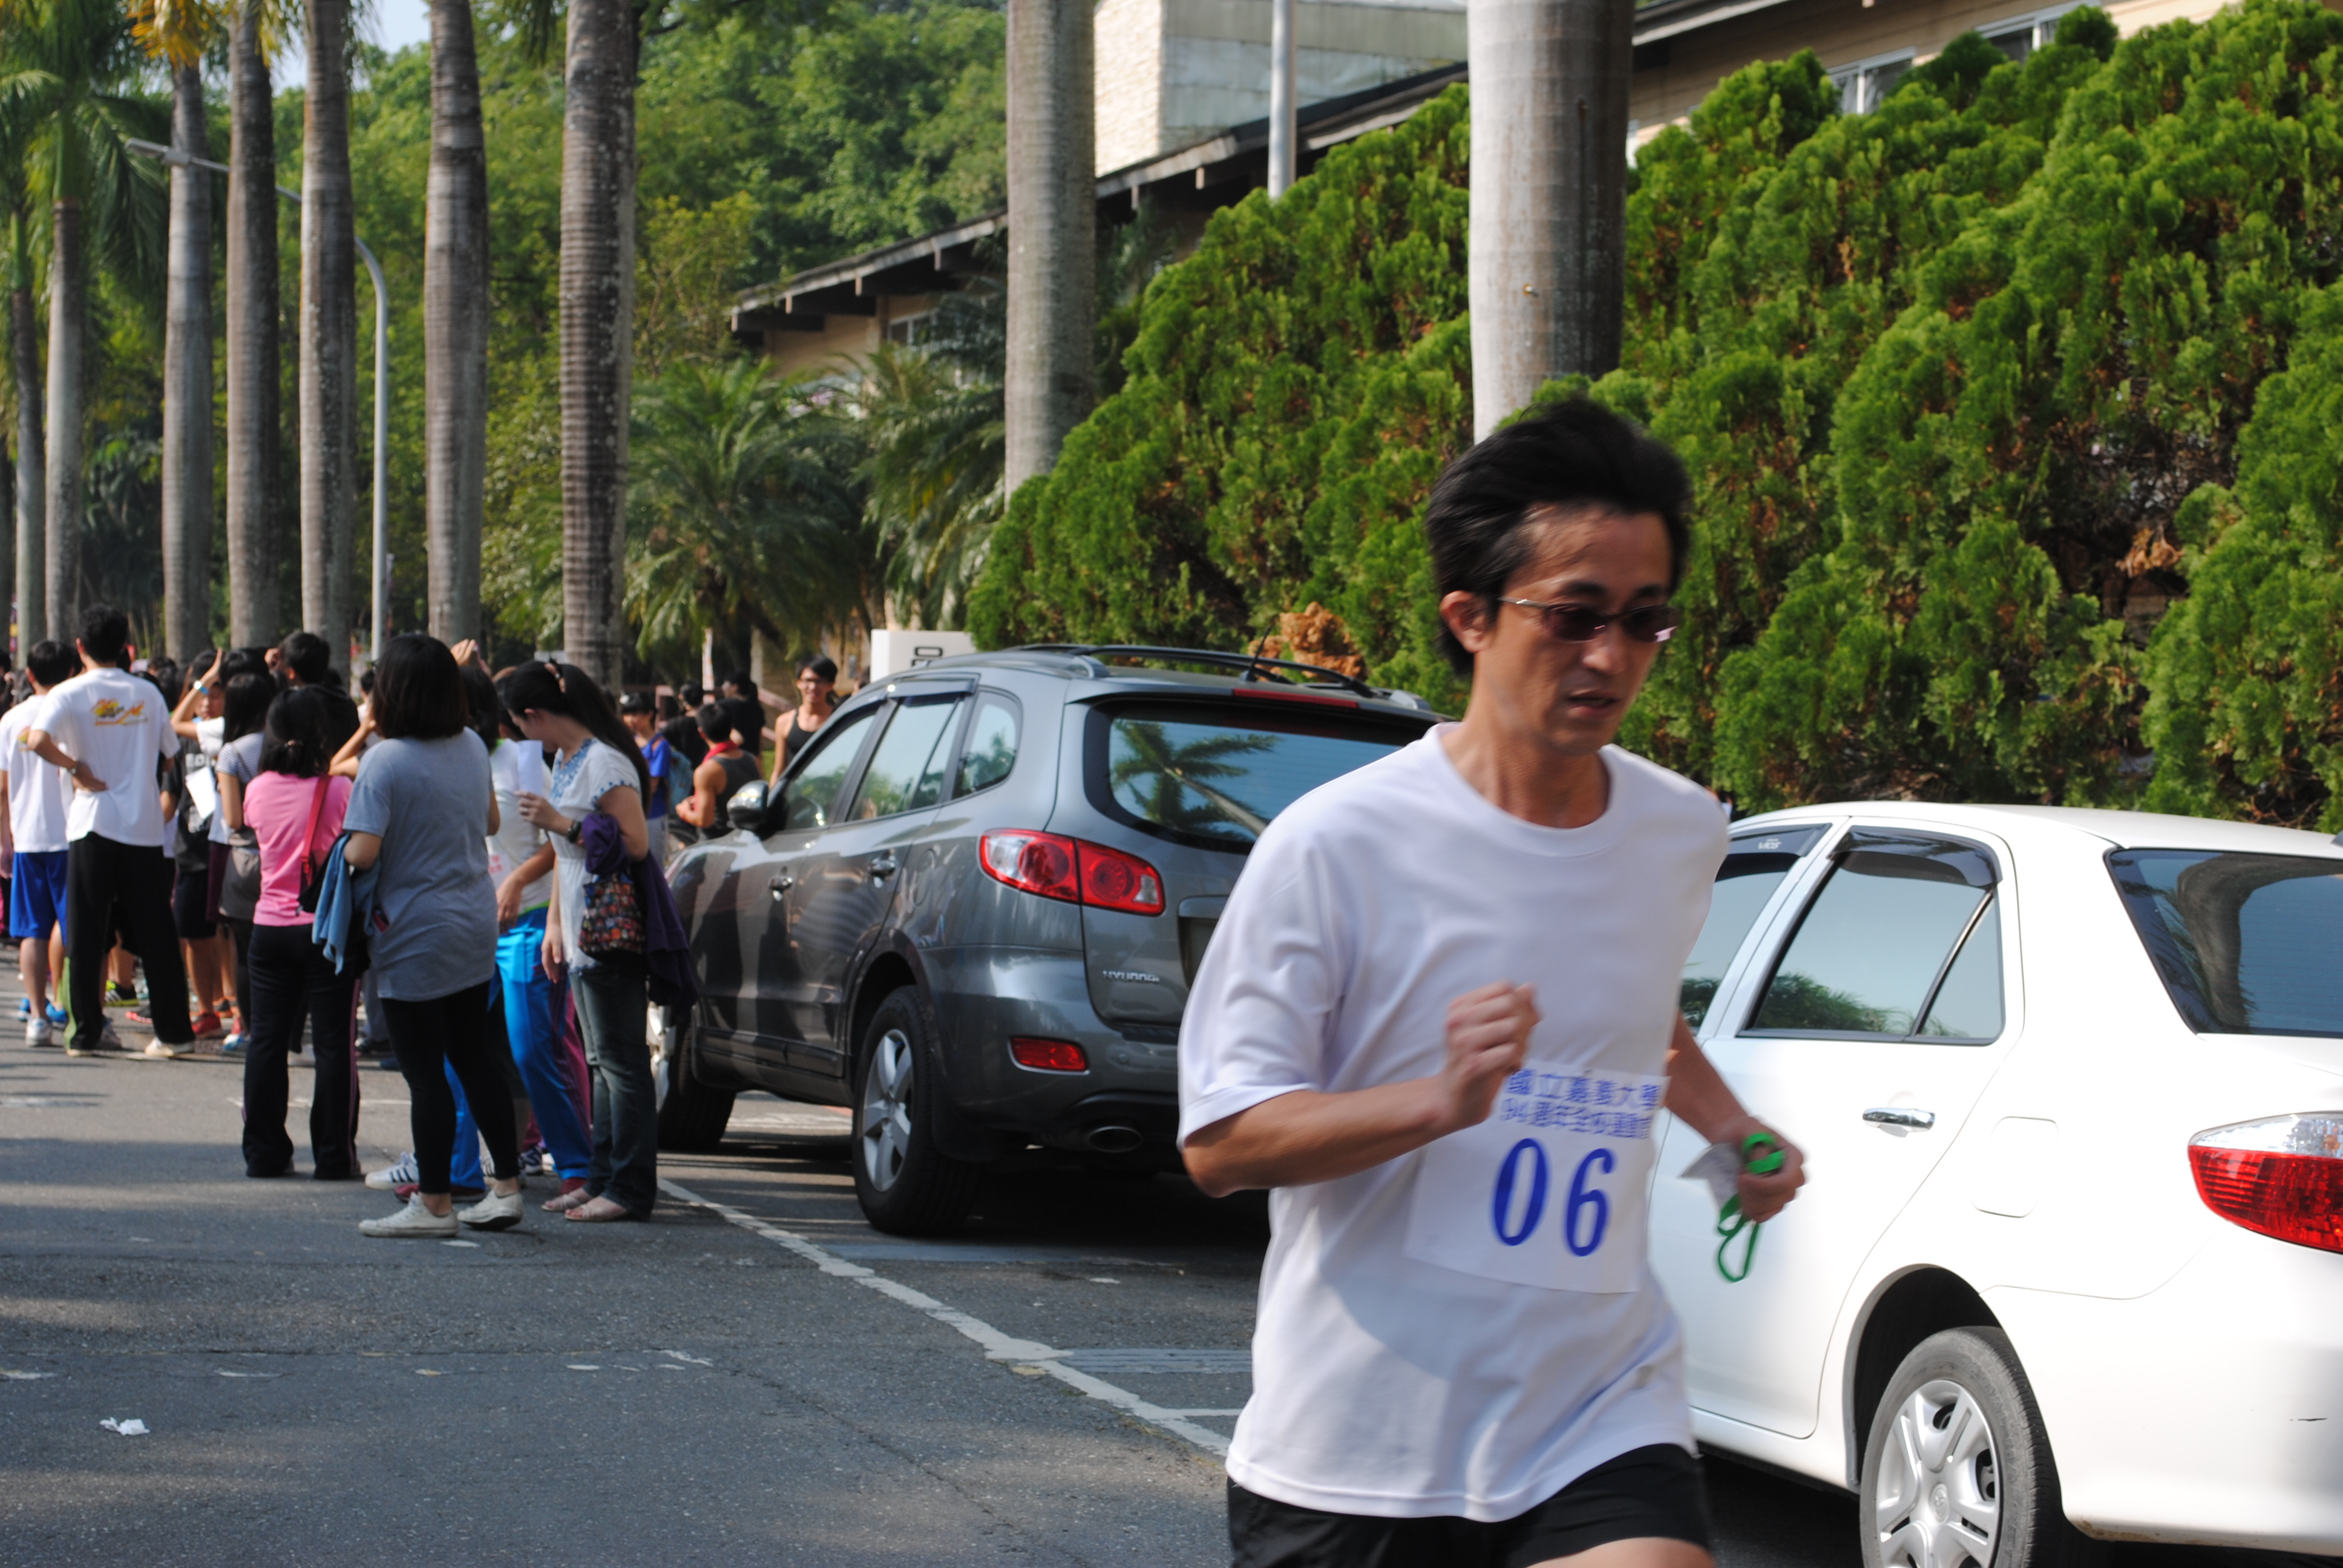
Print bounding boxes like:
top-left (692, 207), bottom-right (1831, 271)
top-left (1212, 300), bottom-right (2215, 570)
top-left (0, 993), bottom-right (2239, 1568)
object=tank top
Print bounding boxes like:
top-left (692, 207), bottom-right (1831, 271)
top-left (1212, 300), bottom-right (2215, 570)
top-left (708, 748), bottom-right (761, 834)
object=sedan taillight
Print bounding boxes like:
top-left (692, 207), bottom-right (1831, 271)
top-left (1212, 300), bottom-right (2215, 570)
top-left (2188, 1112), bottom-right (2343, 1255)
top-left (979, 830), bottom-right (1164, 915)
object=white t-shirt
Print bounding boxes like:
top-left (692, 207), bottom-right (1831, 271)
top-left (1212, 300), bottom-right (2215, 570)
top-left (1178, 730), bottom-right (1726, 1521)
top-left (0, 698), bottom-right (70, 853)
top-left (487, 739), bottom-right (552, 913)
top-left (34, 668), bottom-right (180, 848)
top-left (548, 737), bottom-right (642, 971)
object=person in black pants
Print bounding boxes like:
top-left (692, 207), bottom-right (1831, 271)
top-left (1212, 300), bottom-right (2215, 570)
top-left (238, 689), bottom-right (361, 1178)
top-left (22, 606), bottom-right (194, 1059)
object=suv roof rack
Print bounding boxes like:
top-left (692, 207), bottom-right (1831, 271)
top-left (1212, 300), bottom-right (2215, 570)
top-left (1012, 644), bottom-right (1380, 699)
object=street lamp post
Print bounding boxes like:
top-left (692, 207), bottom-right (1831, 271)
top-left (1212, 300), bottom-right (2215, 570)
top-left (128, 137), bottom-right (392, 667)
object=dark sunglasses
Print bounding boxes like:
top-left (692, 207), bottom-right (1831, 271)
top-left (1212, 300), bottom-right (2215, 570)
top-left (1497, 598), bottom-right (1682, 644)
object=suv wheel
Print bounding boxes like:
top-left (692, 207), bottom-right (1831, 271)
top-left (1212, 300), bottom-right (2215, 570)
top-left (655, 1016), bottom-right (735, 1154)
top-left (851, 988), bottom-right (980, 1235)
top-left (1861, 1328), bottom-right (2100, 1568)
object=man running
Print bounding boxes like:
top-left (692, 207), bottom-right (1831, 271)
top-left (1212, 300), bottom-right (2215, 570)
top-left (1181, 401), bottom-right (1806, 1568)
top-left (24, 606), bottom-right (197, 1060)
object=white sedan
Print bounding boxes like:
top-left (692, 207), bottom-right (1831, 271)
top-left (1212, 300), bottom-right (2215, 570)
top-left (1655, 803), bottom-right (2343, 1564)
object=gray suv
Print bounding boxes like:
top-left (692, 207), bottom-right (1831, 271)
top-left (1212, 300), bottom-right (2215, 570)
top-left (659, 645), bottom-right (1438, 1233)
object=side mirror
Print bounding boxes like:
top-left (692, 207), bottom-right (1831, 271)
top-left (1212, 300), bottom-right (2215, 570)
top-left (727, 779), bottom-right (770, 835)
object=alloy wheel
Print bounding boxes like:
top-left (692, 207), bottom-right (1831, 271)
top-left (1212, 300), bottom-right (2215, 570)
top-left (1873, 1377), bottom-right (2001, 1568)
top-left (859, 1027), bottom-right (916, 1192)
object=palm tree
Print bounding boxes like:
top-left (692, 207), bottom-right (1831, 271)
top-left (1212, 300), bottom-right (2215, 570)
top-left (0, 0), bottom-right (168, 640)
top-left (424, 0), bottom-right (485, 645)
top-left (1466, 0), bottom-right (1634, 436)
top-left (160, 56), bottom-right (212, 659)
top-left (625, 358), bottom-right (860, 675)
top-left (1002, 0), bottom-right (1095, 489)
top-left (859, 341), bottom-right (1001, 630)
top-left (301, 0), bottom-right (356, 670)
top-left (225, 0), bottom-right (281, 646)
top-left (559, 0), bottom-right (636, 687)
top-left (6, 195), bottom-right (43, 652)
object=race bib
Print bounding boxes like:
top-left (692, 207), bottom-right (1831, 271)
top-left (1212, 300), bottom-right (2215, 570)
top-left (1403, 1069), bottom-right (1666, 1293)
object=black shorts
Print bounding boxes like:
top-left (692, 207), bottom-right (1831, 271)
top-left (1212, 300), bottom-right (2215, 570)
top-left (172, 866), bottom-right (217, 941)
top-left (1228, 1445), bottom-right (1712, 1568)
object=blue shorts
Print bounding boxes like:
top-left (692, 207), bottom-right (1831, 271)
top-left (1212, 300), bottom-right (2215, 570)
top-left (10, 849), bottom-right (66, 941)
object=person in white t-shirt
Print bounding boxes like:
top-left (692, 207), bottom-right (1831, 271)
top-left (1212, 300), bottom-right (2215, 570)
top-left (1179, 401), bottom-right (1807, 1568)
top-left (23, 605), bottom-right (196, 1059)
top-left (0, 640), bottom-right (79, 1045)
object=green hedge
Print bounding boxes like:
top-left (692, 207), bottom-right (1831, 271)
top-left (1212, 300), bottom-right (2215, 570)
top-left (973, 0), bottom-right (2343, 827)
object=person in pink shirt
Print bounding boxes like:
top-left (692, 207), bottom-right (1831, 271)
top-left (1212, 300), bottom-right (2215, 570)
top-left (239, 688), bottom-right (360, 1179)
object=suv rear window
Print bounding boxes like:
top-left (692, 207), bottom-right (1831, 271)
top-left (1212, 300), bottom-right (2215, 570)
top-left (1086, 701), bottom-right (1423, 851)
top-left (2108, 850), bottom-right (2343, 1036)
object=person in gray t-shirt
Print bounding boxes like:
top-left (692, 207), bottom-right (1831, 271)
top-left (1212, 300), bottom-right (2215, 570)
top-left (341, 635), bottom-right (522, 1240)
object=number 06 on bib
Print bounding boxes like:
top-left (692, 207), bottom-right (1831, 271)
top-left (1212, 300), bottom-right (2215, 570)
top-left (1403, 1071), bottom-right (1666, 1293)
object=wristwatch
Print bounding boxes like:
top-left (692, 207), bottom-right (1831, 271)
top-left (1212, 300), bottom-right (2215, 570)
top-left (565, 818), bottom-right (583, 844)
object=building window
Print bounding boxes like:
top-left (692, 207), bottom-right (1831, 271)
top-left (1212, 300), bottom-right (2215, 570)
top-left (884, 313), bottom-right (931, 347)
top-left (1829, 50), bottom-right (1915, 114)
top-left (1979, 3), bottom-right (2082, 64)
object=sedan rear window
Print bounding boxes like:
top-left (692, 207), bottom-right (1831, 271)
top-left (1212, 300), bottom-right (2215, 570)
top-left (1087, 701), bottom-right (1423, 851)
top-left (2108, 850), bottom-right (2343, 1036)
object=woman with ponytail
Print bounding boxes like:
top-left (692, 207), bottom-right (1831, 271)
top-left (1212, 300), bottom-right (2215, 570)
top-left (238, 688), bottom-right (361, 1179)
top-left (500, 661), bottom-right (659, 1222)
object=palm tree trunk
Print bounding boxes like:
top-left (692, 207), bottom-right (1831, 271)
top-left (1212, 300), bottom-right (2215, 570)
top-left (12, 275), bottom-right (44, 653)
top-left (301, 0), bottom-right (358, 671)
top-left (163, 60), bottom-right (215, 660)
top-left (226, 0), bottom-right (281, 650)
top-left (1467, 0), bottom-right (1633, 437)
top-left (1003, 0), bottom-right (1096, 490)
top-left (43, 198), bottom-right (81, 641)
top-left (559, 0), bottom-right (636, 688)
top-left (425, 0), bottom-right (487, 646)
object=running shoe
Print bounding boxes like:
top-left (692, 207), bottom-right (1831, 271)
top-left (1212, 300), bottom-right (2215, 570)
top-left (44, 1004), bottom-right (67, 1025)
top-left (358, 1197), bottom-right (457, 1239)
top-left (123, 1008), bottom-right (154, 1030)
top-left (519, 1145), bottom-right (555, 1177)
top-left (218, 1031), bottom-right (246, 1054)
top-left (191, 1010), bottom-right (224, 1040)
top-left (106, 981), bottom-right (140, 1007)
top-left (365, 1152), bottom-right (419, 1191)
top-left (15, 997), bottom-right (27, 1019)
top-left (25, 1017), bottom-right (51, 1048)
top-left (64, 1022), bottom-right (126, 1057)
top-left (143, 1039), bottom-right (184, 1060)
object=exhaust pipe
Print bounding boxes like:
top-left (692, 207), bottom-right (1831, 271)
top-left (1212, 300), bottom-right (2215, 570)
top-left (1085, 1125), bottom-right (1144, 1154)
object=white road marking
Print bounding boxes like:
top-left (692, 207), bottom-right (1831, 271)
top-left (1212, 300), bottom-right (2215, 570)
top-left (658, 1178), bottom-right (1233, 1457)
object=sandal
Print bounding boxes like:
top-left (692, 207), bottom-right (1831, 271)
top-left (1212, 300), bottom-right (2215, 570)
top-left (542, 1186), bottom-right (594, 1214)
top-left (564, 1196), bottom-right (645, 1223)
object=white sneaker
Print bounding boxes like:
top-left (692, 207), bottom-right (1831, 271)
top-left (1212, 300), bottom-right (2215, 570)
top-left (457, 1189), bottom-right (525, 1232)
top-left (25, 1018), bottom-right (51, 1048)
top-left (358, 1196), bottom-right (459, 1239)
top-left (365, 1153), bottom-right (419, 1191)
top-left (143, 1039), bottom-right (183, 1060)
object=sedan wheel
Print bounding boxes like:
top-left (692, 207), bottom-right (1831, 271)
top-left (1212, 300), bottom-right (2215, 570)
top-left (1873, 1379), bottom-right (1999, 1568)
top-left (850, 988), bottom-right (981, 1235)
top-left (1861, 1328), bottom-right (2101, 1568)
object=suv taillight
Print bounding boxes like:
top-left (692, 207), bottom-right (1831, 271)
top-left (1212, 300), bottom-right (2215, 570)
top-left (2188, 1113), bottom-right (2343, 1254)
top-left (980, 830), bottom-right (1164, 915)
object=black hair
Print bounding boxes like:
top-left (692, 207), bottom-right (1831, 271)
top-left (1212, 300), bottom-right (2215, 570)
top-left (618, 691), bottom-right (654, 716)
top-left (146, 658), bottom-right (182, 704)
top-left (678, 682), bottom-right (705, 707)
top-left (796, 653), bottom-right (837, 683)
top-left (222, 672), bottom-right (274, 744)
top-left (221, 647), bottom-right (271, 683)
top-left (695, 702), bottom-right (734, 742)
top-left (258, 688), bottom-right (333, 778)
top-left (723, 670), bottom-right (755, 699)
top-left (358, 667), bottom-right (376, 696)
top-left (459, 664), bottom-right (502, 748)
top-left (78, 604), bottom-right (129, 665)
top-left (278, 630), bottom-right (331, 685)
top-left (370, 635), bottom-right (470, 741)
top-left (1422, 399), bottom-right (1692, 676)
top-left (499, 662), bottom-right (652, 799)
top-left (25, 639), bottom-right (73, 689)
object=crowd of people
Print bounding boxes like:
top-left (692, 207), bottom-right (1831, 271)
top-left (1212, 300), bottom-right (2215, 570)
top-left (6, 607), bottom-right (841, 1238)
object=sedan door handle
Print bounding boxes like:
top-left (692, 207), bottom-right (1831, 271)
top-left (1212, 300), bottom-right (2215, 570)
top-left (868, 854), bottom-right (899, 881)
top-left (768, 875), bottom-right (793, 899)
top-left (1864, 1106), bottom-right (1938, 1130)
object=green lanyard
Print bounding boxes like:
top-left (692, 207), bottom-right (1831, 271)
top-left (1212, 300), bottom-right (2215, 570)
top-left (1714, 1132), bottom-right (1786, 1283)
